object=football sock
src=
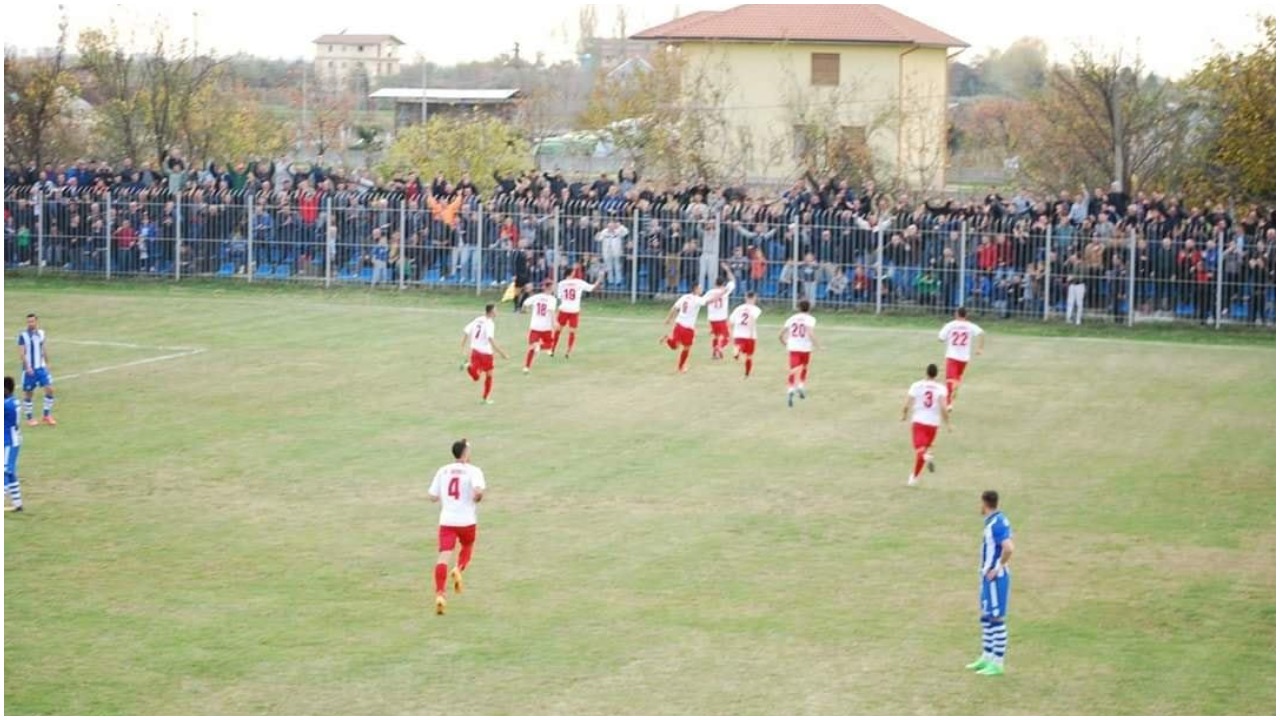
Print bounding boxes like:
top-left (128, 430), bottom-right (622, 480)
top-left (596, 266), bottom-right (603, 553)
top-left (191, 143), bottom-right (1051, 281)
top-left (458, 544), bottom-right (473, 572)
top-left (991, 621), bottom-right (1007, 665)
top-left (981, 618), bottom-right (994, 661)
top-left (524, 348), bottom-right (536, 369)
top-left (800, 366), bottom-right (808, 383)
top-left (913, 450), bottom-right (927, 478)
top-left (466, 364), bottom-right (480, 381)
top-left (434, 563), bottom-right (448, 594)
top-left (43, 395), bottom-right (54, 417)
top-left (567, 333), bottom-right (577, 354)
top-left (5, 473), bottom-right (21, 509)
top-left (22, 400), bottom-right (33, 420)
top-left (482, 376), bottom-right (493, 400)
top-left (677, 348), bottom-right (689, 370)
top-left (947, 380), bottom-right (957, 401)
top-left (744, 358), bottom-right (753, 377)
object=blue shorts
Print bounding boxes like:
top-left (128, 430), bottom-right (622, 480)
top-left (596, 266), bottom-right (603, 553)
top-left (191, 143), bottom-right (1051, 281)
top-left (22, 368), bottom-right (52, 392)
top-left (980, 573), bottom-right (1011, 619)
top-left (4, 445), bottom-right (18, 478)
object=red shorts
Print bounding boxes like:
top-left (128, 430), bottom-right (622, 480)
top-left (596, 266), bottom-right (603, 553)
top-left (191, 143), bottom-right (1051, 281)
top-left (528, 329), bottom-right (554, 349)
top-left (470, 350), bottom-right (494, 373)
top-left (912, 422), bottom-right (939, 450)
top-left (789, 351), bottom-right (811, 369)
top-left (734, 338), bottom-right (756, 355)
top-left (709, 320), bottom-right (730, 339)
top-left (946, 358), bottom-right (968, 382)
top-left (556, 310), bottom-right (580, 329)
top-left (438, 524), bottom-right (477, 552)
top-left (670, 324), bottom-right (696, 348)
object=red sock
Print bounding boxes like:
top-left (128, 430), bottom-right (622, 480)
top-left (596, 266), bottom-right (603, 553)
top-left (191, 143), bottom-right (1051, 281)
top-left (744, 357), bottom-right (753, 377)
top-left (800, 366), bottom-right (809, 384)
top-left (567, 332), bottom-right (577, 355)
top-left (483, 375), bottom-right (493, 399)
top-left (678, 347), bottom-right (690, 370)
top-left (524, 348), bottom-right (536, 369)
top-left (458, 544), bottom-right (473, 572)
top-left (434, 562), bottom-right (448, 594)
top-left (913, 450), bottom-right (926, 477)
top-left (466, 364), bottom-right (479, 381)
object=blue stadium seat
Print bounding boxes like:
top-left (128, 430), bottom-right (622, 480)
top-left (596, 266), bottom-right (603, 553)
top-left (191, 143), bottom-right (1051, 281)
top-left (217, 262), bottom-right (235, 277)
top-left (255, 264), bottom-right (273, 277)
top-left (358, 267), bottom-right (373, 281)
top-left (274, 264), bottom-right (291, 277)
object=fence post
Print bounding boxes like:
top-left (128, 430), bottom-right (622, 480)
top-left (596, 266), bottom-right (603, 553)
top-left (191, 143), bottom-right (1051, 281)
top-left (174, 192), bottom-right (183, 282)
top-left (104, 193), bottom-right (113, 280)
top-left (246, 193), bottom-right (255, 284)
top-left (1042, 227), bottom-right (1052, 321)
top-left (35, 190), bottom-right (45, 276)
top-left (1127, 229), bottom-right (1137, 327)
top-left (791, 221), bottom-right (800, 311)
top-left (553, 206), bottom-right (562, 284)
top-left (398, 196), bottom-right (407, 290)
top-left (957, 222), bottom-right (967, 310)
top-left (324, 199), bottom-right (334, 289)
top-left (475, 204), bottom-right (485, 296)
top-left (874, 228), bottom-right (884, 315)
top-left (631, 210), bottom-right (641, 304)
top-left (1214, 229), bottom-right (1225, 330)
top-left (174, 191), bottom-right (182, 282)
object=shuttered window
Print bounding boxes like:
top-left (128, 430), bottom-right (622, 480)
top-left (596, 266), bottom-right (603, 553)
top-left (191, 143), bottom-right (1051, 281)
top-left (811, 53), bottom-right (840, 86)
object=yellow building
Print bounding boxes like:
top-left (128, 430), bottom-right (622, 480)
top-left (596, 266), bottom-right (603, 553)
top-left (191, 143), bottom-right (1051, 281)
top-left (632, 5), bottom-right (966, 190)
top-left (313, 33), bottom-right (404, 87)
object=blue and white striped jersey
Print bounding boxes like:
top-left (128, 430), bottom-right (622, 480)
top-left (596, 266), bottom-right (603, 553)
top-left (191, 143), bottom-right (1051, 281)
top-left (17, 329), bottom-right (48, 371)
top-left (980, 511), bottom-right (1012, 577)
top-left (4, 396), bottom-right (20, 448)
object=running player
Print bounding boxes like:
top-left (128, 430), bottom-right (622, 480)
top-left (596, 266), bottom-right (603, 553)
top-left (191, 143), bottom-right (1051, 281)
top-left (901, 363), bottom-right (951, 486)
top-left (459, 304), bottom-right (509, 404)
top-left (17, 313), bottom-right (56, 426)
top-left (551, 275), bottom-right (603, 358)
top-left (779, 300), bottom-right (819, 407)
top-left (728, 292), bottom-right (762, 378)
top-left (705, 271), bottom-right (737, 360)
top-left (521, 280), bottom-right (559, 374)
top-left (4, 376), bottom-right (23, 512)
top-left (938, 307), bottom-right (984, 409)
top-left (660, 271), bottom-right (733, 373)
top-left (427, 438), bottom-right (487, 616)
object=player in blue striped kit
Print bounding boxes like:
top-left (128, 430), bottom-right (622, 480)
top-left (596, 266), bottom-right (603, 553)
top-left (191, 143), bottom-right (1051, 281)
top-left (967, 489), bottom-right (1013, 675)
top-left (17, 313), bottom-right (57, 426)
top-left (4, 376), bottom-right (24, 512)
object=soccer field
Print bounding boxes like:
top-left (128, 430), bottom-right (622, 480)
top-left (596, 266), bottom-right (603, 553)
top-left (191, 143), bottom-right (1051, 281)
top-left (3, 279), bottom-right (1275, 715)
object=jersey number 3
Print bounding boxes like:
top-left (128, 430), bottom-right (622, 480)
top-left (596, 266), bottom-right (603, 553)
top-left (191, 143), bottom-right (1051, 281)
top-left (922, 390), bottom-right (934, 408)
top-left (447, 477), bottom-right (461, 500)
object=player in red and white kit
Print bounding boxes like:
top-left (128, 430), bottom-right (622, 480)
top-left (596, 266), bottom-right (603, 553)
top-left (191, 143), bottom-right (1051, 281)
top-left (521, 279), bottom-right (559, 373)
top-left (704, 271), bottom-right (737, 359)
top-left (729, 292), bottom-right (762, 378)
top-left (938, 307), bottom-right (985, 409)
top-left (660, 271), bottom-right (732, 373)
top-left (459, 304), bottom-right (509, 404)
top-left (428, 438), bottom-right (487, 615)
top-left (901, 363), bottom-right (951, 486)
top-left (551, 276), bottom-right (603, 358)
top-left (779, 300), bottom-right (820, 407)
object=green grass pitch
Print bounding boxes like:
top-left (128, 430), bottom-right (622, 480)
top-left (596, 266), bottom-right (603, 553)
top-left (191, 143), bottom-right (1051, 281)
top-left (3, 278), bottom-right (1275, 714)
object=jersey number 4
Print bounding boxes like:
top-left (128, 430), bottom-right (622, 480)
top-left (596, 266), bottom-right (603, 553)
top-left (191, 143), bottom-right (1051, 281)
top-left (447, 476), bottom-right (461, 500)
top-left (950, 331), bottom-right (969, 346)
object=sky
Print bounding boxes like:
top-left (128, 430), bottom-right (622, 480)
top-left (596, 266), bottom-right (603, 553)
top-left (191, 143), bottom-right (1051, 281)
top-left (3, 0), bottom-right (1272, 79)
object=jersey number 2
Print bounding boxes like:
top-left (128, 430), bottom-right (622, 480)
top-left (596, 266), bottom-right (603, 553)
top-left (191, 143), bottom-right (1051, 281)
top-left (447, 477), bottom-right (461, 500)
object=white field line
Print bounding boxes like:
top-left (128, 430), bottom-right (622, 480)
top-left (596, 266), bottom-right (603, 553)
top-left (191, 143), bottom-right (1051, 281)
top-left (58, 341), bottom-right (207, 381)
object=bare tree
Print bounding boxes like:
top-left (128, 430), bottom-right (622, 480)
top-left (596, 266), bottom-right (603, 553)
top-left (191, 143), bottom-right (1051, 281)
top-left (3, 5), bottom-right (75, 170)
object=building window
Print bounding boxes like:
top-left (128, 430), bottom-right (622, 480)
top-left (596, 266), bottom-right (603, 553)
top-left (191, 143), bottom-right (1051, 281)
top-left (328, 45), bottom-right (333, 52)
top-left (811, 52), bottom-right (839, 86)
top-left (357, 45), bottom-right (364, 52)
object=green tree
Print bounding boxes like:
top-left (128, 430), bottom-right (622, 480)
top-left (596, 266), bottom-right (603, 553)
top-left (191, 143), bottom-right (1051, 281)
top-left (1183, 16), bottom-right (1275, 203)
top-left (4, 6), bottom-right (77, 169)
top-left (377, 114), bottom-right (531, 192)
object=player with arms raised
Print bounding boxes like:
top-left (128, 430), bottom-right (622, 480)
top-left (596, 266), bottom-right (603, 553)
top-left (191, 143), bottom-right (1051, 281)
top-left (551, 276), bottom-right (603, 358)
top-left (938, 307), bottom-right (984, 409)
top-left (660, 270), bottom-right (733, 373)
top-left (704, 271), bottom-right (737, 360)
top-left (779, 300), bottom-right (819, 407)
top-left (521, 280), bottom-right (559, 374)
top-left (901, 363), bottom-right (951, 486)
top-left (459, 304), bottom-right (509, 404)
top-left (728, 292), bottom-right (762, 378)
top-left (428, 438), bottom-right (487, 616)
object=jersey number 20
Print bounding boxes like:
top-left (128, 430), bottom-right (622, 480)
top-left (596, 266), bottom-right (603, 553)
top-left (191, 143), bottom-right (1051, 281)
top-left (791, 324), bottom-right (807, 338)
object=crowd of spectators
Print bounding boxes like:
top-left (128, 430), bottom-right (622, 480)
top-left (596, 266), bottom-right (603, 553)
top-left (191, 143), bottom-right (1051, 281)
top-left (5, 153), bottom-right (1276, 324)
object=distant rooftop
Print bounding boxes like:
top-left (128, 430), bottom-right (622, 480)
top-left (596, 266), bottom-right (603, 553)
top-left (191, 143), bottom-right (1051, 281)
top-left (632, 4), bottom-right (967, 48)
top-left (313, 33), bottom-right (405, 46)
top-left (369, 88), bottom-right (520, 103)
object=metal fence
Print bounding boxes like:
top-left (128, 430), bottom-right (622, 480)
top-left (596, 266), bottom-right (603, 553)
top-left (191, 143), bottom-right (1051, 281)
top-left (5, 185), bottom-right (1275, 329)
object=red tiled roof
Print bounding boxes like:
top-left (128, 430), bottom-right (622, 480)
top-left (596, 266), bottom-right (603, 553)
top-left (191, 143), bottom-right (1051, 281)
top-left (632, 4), bottom-right (967, 48)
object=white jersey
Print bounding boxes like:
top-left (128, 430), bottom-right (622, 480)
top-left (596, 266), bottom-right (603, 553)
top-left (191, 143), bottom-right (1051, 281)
top-left (939, 320), bottom-right (984, 362)
top-left (17, 329), bottom-right (48, 370)
top-left (523, 293), bottom-right (557, 331)
top-left (463, 316), bottom-right (496, 355)
top-left (557, 278), bottom-right (595, 314)
top-left (783, 313), bottom-right (817, 352)
top-left (429, 461), bottom-right (487, 527)
top-left (673, 293), bottom-right (707, 329)
top-left (704, 281), bottom-right (736, 322)
top-left (729, 304), bottom-right (762, 339)
top-left (908, 379), bottom-right (949, 427)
